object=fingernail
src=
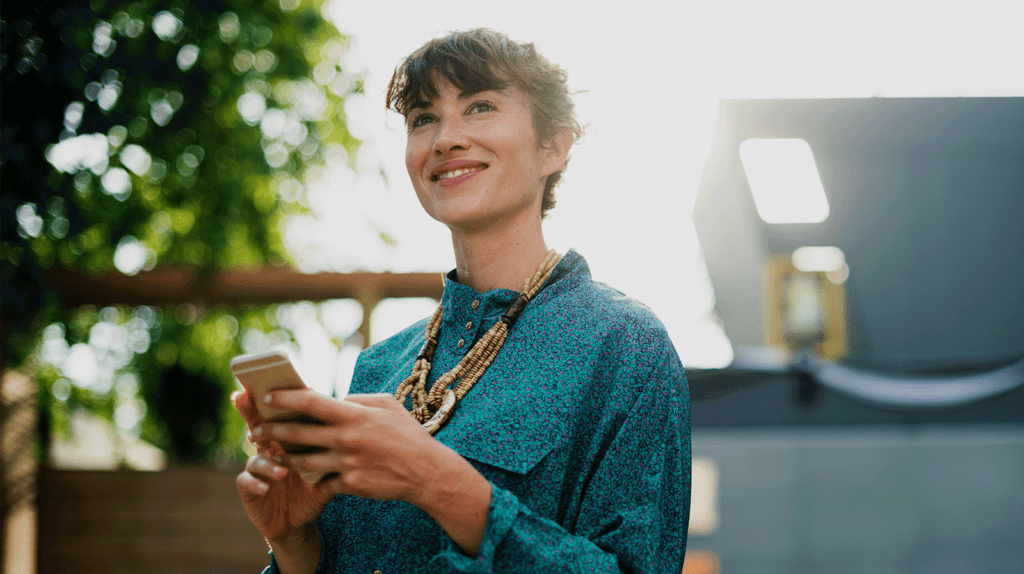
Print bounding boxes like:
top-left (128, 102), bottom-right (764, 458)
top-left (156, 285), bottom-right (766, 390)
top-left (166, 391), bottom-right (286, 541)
top-left (253, 426), bottom-right (263, 437)
top-left (264, 393), bottom-right (273, 405)
top-left (272, 466), bottom-right (286, 477)
top-left (256, 482), bottom-right (269, 494)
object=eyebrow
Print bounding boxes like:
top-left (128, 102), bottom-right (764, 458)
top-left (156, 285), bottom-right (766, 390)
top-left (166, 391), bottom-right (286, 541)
top-left (406, 88), bottom-right (506, 114)
top-left (408, 100), bottom-right (430, 113)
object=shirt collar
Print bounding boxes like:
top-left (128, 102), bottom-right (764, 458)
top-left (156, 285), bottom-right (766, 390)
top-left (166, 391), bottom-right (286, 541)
top-left (440, 249), bottom-right (590, 321)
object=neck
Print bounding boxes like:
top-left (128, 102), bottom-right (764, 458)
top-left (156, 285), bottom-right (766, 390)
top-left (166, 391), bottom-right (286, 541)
top-left (449, 211), bottom-right (549, 293)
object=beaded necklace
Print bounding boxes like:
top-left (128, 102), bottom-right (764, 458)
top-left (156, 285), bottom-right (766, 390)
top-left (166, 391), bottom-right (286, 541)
top-left (394, 250), bottom-right (562, 435)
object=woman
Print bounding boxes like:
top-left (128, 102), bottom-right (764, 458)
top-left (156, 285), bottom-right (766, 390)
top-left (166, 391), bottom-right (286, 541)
top-left (234, 28), bottom-right (691, 573)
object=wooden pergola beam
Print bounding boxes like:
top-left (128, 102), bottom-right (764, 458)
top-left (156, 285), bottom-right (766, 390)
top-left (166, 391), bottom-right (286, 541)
top-left (46, 266), bottom-right (445, 307)
top-left (46, 266), bottom-right (446, 346)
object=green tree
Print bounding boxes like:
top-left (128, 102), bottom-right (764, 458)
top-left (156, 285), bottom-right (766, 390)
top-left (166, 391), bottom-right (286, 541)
top-left (2, 0), bottom-right (367, 463)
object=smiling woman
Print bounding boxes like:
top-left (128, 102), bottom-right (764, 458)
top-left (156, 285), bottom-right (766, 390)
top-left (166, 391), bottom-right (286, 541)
top-left (387, 30), bottom-right (582, 222)
top-left (233, 29), bottom-right (691, 574)
top-left (402, 82), bottom-right (565, 234)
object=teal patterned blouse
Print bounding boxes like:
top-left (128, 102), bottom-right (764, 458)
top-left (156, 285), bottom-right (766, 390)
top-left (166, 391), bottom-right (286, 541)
top-left (268, 250), bottom-right (691, 573)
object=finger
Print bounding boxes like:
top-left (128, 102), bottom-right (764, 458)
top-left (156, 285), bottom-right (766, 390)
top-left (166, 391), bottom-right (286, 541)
top-left (258, 420), bottom-right (340, 449)
top-left (233, 388), bottom-right (264, 427)
top-left (265, 388), bottom-right (363, 424)
top-left (256, 438), bottom-right (287, 460)
top-left (237, 390), bottom-right (282, 451)
top-left (246, 428), bottom-right (272, 448)
top-left (346, 393), bottom-right (421, 423)
top-left (236, 470), bottom-right (270, 496)
top-left (246, 453), bottom-right (290, 481)
top-left (282, 450), bottom-right (345, 476)
top-left (344, 393), bottom-right (401, 409)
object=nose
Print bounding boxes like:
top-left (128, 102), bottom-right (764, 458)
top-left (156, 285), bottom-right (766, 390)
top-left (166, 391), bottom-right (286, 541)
top-left (433, 118), bottom-right (468, 155)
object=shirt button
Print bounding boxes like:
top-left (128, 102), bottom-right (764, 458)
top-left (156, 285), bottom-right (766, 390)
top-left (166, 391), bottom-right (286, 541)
top-left (457, 338), bottom-right (466, 348)
top-left (471, 300), bottom-right (480, 309)
top-left (465, 321), bottom-right (473, 330)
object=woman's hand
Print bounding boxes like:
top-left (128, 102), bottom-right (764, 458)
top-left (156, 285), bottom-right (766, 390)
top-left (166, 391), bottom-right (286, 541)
top-left (258, 391), bottom-right (493, 557)
top-left (233, 389), bottom-right (331, 574)
top-left (259, 392), bottom-right (436, 502)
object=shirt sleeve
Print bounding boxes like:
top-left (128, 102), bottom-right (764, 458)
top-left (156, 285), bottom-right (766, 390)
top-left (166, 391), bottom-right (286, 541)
top-left (435, 347), bottom-right (692, 573)
top-left (264, 523), bottom-right (331, 574)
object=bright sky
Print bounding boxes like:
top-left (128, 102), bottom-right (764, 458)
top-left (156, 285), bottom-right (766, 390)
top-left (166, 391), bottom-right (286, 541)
top-left (295, 0), bottom-right (1024, 371)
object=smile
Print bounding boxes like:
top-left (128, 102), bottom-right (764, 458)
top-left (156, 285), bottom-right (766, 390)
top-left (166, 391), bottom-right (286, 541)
top-left (435, 166), bottom-right (486, 181)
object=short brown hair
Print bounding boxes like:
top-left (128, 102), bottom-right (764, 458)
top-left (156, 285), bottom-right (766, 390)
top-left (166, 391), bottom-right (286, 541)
top-left (385, 29), bottom-right (583, 218)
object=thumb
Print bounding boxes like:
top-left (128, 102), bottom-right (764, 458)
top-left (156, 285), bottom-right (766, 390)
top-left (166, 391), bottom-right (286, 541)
top-left (344, 393), bottom-right (399, 409)
top-left (232, 388), bottom-right (264, 427)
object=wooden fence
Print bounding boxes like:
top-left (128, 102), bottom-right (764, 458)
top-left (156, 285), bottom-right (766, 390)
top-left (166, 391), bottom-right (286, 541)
top-left (37, 468), bottom-right (271, 574)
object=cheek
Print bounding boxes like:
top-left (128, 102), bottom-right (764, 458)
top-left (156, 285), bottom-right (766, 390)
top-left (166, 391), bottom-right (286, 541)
top-left (404, 141), bottom-right (436, 216)
top-left (404, 142), bottom-right (419, 179)
top-left (405, 131), bottom-right (433, 176)
top-left (514, 140), bottom-right (548, 180)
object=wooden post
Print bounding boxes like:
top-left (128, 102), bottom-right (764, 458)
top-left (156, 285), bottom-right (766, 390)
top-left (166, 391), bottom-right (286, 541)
top-left (2, 369), bottom-right (37, 574)
top-left (355, 285), bottom-right (381, 349)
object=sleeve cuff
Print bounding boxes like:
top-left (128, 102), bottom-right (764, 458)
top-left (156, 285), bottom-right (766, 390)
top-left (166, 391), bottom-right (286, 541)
top-left (266, 523), bottom-right (328, 574)
top-left (433, 483), bottom-right (520, 573)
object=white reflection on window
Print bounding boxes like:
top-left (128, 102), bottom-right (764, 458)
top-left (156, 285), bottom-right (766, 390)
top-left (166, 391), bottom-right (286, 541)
top-left (792, 246), bottom-right (845, 272)
top-left (739, 138), bottom-right (830, 224)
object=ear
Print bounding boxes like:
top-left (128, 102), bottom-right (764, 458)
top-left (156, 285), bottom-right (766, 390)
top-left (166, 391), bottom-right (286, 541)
top-left (539, 128), bottom-right (574, 178)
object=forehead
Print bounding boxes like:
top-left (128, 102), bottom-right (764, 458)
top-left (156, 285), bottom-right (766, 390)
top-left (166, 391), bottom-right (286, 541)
top-left (413, 82), bottom-right (500, 105)
top-left (402, 65), bottom-right (513, 110)
top-left (409, 78), bottom-right (528, 113)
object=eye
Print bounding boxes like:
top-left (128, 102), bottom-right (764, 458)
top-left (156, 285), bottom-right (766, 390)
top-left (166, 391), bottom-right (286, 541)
top-left (467, 100), bottom-right (496, 114)
top-left (408, 112), bottom-right (436, 130)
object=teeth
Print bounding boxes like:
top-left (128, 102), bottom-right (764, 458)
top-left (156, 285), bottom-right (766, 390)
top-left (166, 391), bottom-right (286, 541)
top-left (437, 166), bottom-right (483, 180)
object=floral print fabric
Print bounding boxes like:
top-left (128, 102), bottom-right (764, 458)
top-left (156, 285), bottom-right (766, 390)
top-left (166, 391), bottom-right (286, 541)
top-left (267, 249), bottom-right (691, 573)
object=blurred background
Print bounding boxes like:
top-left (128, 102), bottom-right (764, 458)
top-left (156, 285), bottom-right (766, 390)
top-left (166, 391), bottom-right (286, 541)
top-left (2, 0), bottom-right (1022, 573)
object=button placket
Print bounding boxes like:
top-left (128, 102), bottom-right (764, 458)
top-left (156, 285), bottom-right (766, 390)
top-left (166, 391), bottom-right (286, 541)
top-left (451, 298), bottom-right (474, 355)
top-left (459, 298), bottom-right (484, 352)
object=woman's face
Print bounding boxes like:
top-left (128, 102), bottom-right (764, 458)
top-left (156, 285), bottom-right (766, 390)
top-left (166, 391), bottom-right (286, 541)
top-left (404, 77), bottom-right (565, 234)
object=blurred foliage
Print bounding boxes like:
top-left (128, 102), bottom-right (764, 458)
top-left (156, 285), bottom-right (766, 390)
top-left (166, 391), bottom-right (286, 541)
top-left (33, 301), bottom-right (339, 465)
top-left (2, 0), bottom-right (366, 464)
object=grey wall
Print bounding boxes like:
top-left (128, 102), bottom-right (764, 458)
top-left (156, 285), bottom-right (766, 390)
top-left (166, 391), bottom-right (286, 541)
top-left (690, 425), bottom-right (1024, 573)
top-left (693, 98), bottom-right (1024, 371)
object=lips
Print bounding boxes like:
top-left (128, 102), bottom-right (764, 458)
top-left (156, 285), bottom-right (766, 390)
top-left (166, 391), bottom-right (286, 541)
top-left (431, 160), bottom-right (487, 184)
top-left (437, 166), bottom-right (485, 180)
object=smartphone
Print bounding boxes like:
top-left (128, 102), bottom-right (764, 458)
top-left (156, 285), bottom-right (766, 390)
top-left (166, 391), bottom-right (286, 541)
top-left (230, 349), bottom-right (328, 482)
top-left (230, 348), bottom-right (317, 424)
